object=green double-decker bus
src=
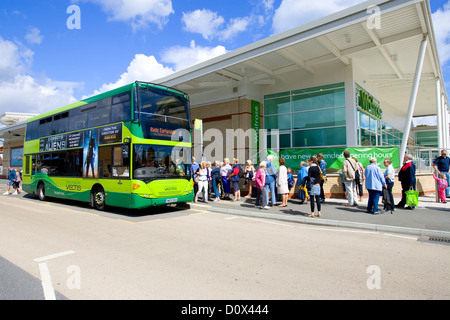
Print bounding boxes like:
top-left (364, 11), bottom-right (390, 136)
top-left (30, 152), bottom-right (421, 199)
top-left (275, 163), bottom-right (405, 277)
top-left (22, 81), bottom-right (193, 210)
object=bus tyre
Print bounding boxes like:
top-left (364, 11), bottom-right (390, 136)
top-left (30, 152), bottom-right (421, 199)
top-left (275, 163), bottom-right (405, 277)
top-left (38, 183), bottom-right (46, 201)
top-left (91, 187), bottom-right (105, 211)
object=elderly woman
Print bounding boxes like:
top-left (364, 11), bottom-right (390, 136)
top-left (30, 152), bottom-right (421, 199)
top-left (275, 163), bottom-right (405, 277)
top-left (255, 161), bottom-right (268, 209)
top-left (220, 158), bottom-right (232, 200)
top-left (277, 158), bottom-right (289, 207)
top-left (364, 157), bottom-right (386, 214)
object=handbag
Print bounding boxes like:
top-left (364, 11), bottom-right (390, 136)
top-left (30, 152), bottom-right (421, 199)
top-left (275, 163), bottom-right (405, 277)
top-left (319, 167), bottom-right (326, 181)
top-left (346, 159), bottom-right (360, 183)
top-left (405, 190), bottom-right (419, 207)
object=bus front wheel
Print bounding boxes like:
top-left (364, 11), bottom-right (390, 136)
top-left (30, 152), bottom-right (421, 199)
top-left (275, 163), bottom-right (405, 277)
top-left (91, 186), bottom-right (105, 211)
top-left (38, 183), bottom-right (46, 201)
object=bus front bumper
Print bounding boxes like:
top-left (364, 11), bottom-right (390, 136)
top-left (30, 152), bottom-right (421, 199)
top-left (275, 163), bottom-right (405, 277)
top-left (130, 192), bottom-right (194, 209)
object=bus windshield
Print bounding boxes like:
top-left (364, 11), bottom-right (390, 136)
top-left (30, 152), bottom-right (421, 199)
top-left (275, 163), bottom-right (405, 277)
top-left (136, 86), bottom-right (189, 132)
top-left (133, 144), bottom-right (191, 182)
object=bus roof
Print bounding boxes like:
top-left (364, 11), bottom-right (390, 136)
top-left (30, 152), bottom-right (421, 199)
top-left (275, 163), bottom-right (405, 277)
top-left (26, 81), bottom-right (188, 124)
top-left (26, 83), bottom-right (134, 123)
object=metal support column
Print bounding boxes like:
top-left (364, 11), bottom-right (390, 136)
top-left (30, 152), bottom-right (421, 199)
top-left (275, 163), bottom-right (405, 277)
top-left (437, 79), bottom-right (443, 149)
top-left (399, 36), bottom-right (428, 166)
top-left (444, 98), bottom-right (449, 150)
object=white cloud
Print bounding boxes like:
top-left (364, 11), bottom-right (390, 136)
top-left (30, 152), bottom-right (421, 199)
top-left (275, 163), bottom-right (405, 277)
top-left (272, 0), bottom-right (363, 34)
top-left (162, 40), bottom-right (227, 71)
top-left (182, 9), bottom-right (225, 40)
top-left (181, 9), bottom-right (251, 41)
top-left (220, 17), bottom-right (251, 41)
top-left (432, 2), bottom-right (450, 66)
top-left (262, 0), bottom-right (275, 12)
top-left (83, 0), bottom-right (174, 30)
top-left (25, 27), bottom-right (44, 45)
top-left (93, 41), bottom-right (227, 95)
top-left (0, 37), bottom-right (78, 115)
top-left (92, 54), bottom-right (175, 95)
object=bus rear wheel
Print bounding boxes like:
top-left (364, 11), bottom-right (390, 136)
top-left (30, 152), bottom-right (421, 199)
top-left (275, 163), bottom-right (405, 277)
top-left (38, 183), bottom-right (46, 201)
top-left (91, 187), bottom-right (105, 211)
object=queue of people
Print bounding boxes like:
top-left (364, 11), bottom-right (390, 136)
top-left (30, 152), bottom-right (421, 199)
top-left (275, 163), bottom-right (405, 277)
top-left (189, 149), bottom-right (447, 217)
top-left (191, 155), bottom-right (294, 209)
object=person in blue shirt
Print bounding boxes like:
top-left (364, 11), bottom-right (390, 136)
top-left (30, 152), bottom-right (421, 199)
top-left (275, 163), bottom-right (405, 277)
top-left (364, 157), bottom-right (386, 214)
top-left (264, 155), bottom-right (277, 206)
top-left (317, 153), bottom-right (327, 203)
top-left (432, 150), bottom-right (450, 197)
top-left (296, 161), bottom-right (309, 204)
top-left (4, 167), bottom-right (17, 195)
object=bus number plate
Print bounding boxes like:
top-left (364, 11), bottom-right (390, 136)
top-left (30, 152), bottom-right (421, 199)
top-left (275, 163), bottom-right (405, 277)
top-left (165, 198), bottom-right (177, 203)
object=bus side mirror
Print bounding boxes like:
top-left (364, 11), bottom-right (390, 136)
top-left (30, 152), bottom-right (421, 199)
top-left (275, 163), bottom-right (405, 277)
top-left (122, 145), bottom-right (129, 159)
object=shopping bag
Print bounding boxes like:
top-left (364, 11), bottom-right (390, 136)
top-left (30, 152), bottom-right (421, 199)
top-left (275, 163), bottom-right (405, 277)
top-left (405, 190), bottom-right (419, 207)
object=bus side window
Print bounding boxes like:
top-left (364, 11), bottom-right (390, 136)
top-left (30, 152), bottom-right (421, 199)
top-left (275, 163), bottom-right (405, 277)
top-left (67, 150), bottom-right (83, 177)
top-left (70, 113), bottom-right (88, 132)
top-left (98, 146), bottom-right (112, 178)
top-left (31, 154), bottom-right (36, 175)
top-left (112, 146), bottom-right (129, 177)
top-left (24, 156), bottom-right (31, 175)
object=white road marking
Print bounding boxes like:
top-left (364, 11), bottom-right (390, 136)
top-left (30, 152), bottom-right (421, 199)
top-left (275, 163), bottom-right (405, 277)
top-left (38, 262), bottom-right (56, 300)
top-left (34, 250), bottom-right (75, 300)
top-left (34, 250), bottom-right (75, 263)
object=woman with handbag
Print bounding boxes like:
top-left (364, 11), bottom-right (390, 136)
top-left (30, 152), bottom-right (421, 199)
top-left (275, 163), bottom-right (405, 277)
top-left (244, 160), bottom-right (255, 198)
top-left (307, 156), bottom-right (322, 217)
top-left (277, 158), bottom-right (289, 207)
top-left (396, 154), bottom-right (417, 210)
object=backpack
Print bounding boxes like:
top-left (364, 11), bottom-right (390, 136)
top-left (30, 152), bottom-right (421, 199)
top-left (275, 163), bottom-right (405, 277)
top-left (237, 165), bottom-right (244, 178)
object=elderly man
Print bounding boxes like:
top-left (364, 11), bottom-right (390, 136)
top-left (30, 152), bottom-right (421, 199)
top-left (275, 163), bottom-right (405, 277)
top-left (264, 155), bottom-right (277, 206)
top-left (432, 149), bottom-right (450, 198)
top-left (396, 154), bottom-right (416, 209)
top-left (342, 150), bottom-right (358, 206)
top-left (364, 158), bottom-right (386, 214)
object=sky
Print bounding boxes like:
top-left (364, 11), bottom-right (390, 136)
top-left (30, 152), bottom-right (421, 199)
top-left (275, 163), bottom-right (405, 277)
top-left (0, 0), bottom-right (450, 118)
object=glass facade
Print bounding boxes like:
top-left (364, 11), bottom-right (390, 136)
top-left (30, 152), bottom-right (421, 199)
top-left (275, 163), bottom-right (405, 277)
top-left (415, 130), bottom-right (438, 148)
top-left (264, 83), bottom-right (346, 148)
top-left (357, 110), bottom-right (403, 147)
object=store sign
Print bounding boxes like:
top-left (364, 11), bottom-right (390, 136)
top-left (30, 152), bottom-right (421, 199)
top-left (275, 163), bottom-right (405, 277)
top-left (251, 100), bottom-right (261, 159)
top-left (268, 146), bottom-right (399, 170)
top-left (356, 85), bottom-right (382, 120)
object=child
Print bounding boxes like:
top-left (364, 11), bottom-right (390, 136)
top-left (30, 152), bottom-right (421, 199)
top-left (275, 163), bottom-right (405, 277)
top-left (287, 168), bottom-right (294, 191)
top-left (433, 173), bottom-right (448, 203)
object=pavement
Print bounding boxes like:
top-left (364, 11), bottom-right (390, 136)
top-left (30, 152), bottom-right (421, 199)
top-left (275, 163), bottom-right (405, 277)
top-left (2, 179), bottom-right (450, 238)
top-left (191, 193), bottom-right (450, 238)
